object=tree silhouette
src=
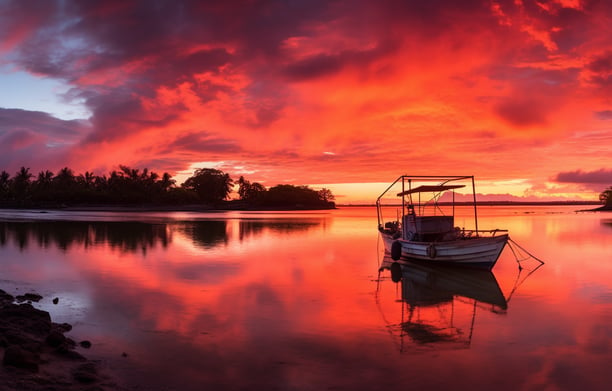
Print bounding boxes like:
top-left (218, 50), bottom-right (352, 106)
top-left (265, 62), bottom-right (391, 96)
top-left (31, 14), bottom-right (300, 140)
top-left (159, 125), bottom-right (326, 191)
top-left (182, 168), bottom-right (233, 204)
top-left (318, 188), bottom-right (335, 202)
top-left (159, 172), bottom-right (175, 192)
top-left (261, 184), bottom-right (328, 208)
top-left (600, 186), bottom-right (612, 206)
top-left (33, 170), bottom-right (54, 202)
top-left (0, 170), bottom-right (10, 201)
top-left (12, 167), bottom-right (33, 202)
top-left (77, 171), bottom-right (95, 188)
top-left (237, 176), bottom-right (266, 201)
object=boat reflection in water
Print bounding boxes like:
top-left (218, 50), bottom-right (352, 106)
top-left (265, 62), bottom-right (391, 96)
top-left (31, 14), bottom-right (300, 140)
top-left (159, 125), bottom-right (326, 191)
top-left (377, 256), bottom-right (507, 352)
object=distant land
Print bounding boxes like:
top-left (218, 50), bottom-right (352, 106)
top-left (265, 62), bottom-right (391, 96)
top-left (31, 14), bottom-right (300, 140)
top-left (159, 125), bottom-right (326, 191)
top-left (338, 200), bottom-right (601, 207)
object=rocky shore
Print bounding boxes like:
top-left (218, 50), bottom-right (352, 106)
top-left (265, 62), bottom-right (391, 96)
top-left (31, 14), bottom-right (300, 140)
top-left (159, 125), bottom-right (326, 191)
top-left (0, 289), bottom-right (126, 391)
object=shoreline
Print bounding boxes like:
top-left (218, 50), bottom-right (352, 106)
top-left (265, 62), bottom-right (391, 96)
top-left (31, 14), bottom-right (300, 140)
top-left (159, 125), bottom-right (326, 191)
top-left (0, 201), bottom-right (602, 213)
top-left (1, 288), bottom-right (128, 391)
top-left (0, 204), bottom-right (337, 213)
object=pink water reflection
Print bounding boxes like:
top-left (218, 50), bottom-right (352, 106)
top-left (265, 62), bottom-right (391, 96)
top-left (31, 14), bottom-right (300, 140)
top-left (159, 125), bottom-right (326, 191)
top-left (1, 206), bottom-right (612, 390)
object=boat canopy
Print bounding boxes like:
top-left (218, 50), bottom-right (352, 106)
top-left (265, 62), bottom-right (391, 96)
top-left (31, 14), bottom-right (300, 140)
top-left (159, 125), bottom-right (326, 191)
top-left (396, 184), bottom-right (465, 197)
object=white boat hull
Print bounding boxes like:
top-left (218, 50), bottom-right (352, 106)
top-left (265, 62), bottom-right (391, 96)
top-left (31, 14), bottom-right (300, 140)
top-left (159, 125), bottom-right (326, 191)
top-left (380, 232), bottom-right (508, 270)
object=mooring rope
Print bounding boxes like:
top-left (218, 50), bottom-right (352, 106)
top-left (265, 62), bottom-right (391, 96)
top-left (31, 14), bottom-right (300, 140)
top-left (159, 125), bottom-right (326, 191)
top-left (507, 237), bottom-right (545, 268)
top-left (504, 237), bottom-right (545, 302)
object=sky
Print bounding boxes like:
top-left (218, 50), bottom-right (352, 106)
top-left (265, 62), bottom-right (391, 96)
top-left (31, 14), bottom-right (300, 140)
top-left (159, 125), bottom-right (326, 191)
top-left (1, 0), bottom-right (611, 204)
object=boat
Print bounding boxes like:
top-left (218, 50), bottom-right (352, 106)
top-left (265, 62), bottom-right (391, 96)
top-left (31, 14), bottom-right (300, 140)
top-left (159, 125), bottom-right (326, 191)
top-left (376, 175), bottom-right (508, 270)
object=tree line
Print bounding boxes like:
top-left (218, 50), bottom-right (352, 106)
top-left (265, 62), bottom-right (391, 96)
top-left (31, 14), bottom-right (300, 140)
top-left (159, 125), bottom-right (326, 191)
top-left (0, 166), bottom-right (335, 209)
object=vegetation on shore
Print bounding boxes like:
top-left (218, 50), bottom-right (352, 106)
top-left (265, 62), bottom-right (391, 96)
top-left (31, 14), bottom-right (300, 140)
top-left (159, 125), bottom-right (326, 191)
top-left (0, 166), bottom-right (335, 210)
top-left (595, 186), bottom-right (612, 211)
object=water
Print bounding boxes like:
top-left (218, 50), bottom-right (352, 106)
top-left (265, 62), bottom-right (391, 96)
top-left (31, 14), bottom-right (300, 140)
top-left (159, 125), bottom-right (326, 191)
top-left (1, 206), bottom-right (612, 390)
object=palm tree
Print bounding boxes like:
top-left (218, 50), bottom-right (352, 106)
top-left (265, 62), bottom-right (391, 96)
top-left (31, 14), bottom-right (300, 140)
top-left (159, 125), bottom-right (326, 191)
top-left (119, 165), bottom-right (139, 180)
top-left (12, 167), bottom-right (33, 201)
top-left (32, 170), bottom-right (55, 201)
top-left (36, 170), bottom-right (54, 185)
top-left (54, 167), bottom-right (76, 186)
top-left (159, 172), bottom-right (175, 192)
top-left (0, 170), bottom-right (11, 201)
top-left (15, 166), bottom-right (33, 182)
top-left (77, 171), bottom-right (96, 189)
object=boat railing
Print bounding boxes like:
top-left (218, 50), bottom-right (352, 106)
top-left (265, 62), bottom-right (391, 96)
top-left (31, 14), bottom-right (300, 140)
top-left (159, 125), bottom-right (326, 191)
top-left (459, 229), bottom-right (508, 238)
top-left (376, 175), bottom-right (478, 231)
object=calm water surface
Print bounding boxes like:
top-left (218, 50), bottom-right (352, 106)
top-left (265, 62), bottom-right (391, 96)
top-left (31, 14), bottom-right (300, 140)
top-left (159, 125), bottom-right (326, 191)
top-left (1, 206), bottom-right (612, 390)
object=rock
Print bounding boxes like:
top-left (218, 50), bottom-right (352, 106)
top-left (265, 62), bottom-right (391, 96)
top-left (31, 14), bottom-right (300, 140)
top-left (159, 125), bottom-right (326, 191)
top-left (80, 340), bottom-right (92, 349)
top-left (72, 362), bottom-right (98, 383)
top-left (19, 341), bottom-right (42, 354)
top-left (64, 337), bottom-right (77, 349)
top-left (54, 322), bottom-right (72, 333)
top-left (15, 293), bottom-right (43, 303)
top-left (54, 345), bottom-right (86, 361)
top-left (52, 297), bottom-right (59, 304)
top-left (1, 330), bottom-right (31, 347)
top-left (0, 303), bottom-right (52, 337)
top-left (0, 289), bottom-right (14, 305)
top-left (3, 345), bottom-right (40, 372)
top-left (0, 286), bottom-right (126, 389)
top-left (45, 330), bottom-right (66, 347)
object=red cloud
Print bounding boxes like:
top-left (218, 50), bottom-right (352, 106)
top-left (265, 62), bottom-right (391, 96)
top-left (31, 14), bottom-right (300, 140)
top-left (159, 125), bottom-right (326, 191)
top-left (555, 169), bottom-right (612, 184)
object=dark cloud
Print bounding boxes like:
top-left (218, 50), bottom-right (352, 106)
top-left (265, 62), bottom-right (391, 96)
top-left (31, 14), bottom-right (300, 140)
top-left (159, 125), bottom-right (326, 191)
top-left (365, 0), bottom-right (493, 36)
top-left (585, 51), bottom-right (612, 96)
top-left (84, 92), bottom-right (185, 142)
top-left (555, 169), bottom-right (612, 184)
top-left (595, 110), bottom-right (612, 120)
top-left (0, 0), bottom-right (57, 50)
top-left (488, 66), bottom-right (580, 86)
top-left (0, 108), bottom-right (89, 172)
top-left (283, 40), bottom-right (399, 81)
top-left (0, 129), bottom-right (43, 150)
top-left (486, 64), bottom-right (580, 129)
top-left (550, 7), bottom-right (592, 52)
top-left (283, 54), bottom-right (345, 81)
top-left (85, 94), bottom-right (149, 142)
top-left (0, 108), bottom-right (84, 137)
top-left (163, 132), bottom-right (241, 154)
top-left (587, 51), bottom-right (612, 74)
top-left (495, 98), bottom-right (548, 127)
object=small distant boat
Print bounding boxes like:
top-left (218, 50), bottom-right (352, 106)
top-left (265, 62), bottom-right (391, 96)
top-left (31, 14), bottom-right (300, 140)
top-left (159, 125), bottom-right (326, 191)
top-left (377, 175), bottom-right (508, 270)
